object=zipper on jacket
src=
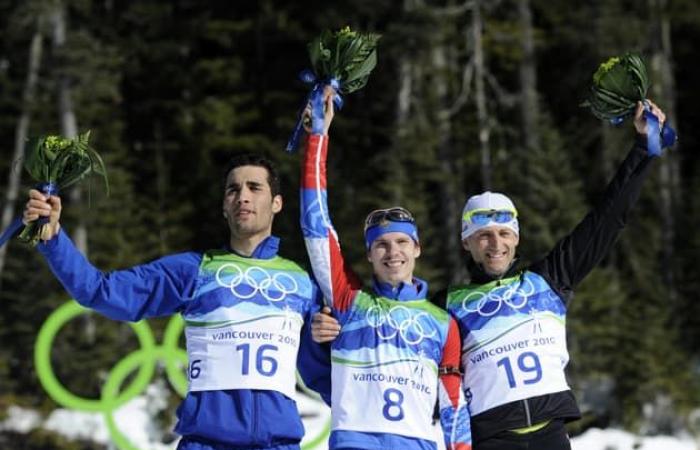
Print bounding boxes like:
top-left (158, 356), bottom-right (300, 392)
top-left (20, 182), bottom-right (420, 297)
top-left (523, 398), bottom-right (532, 426)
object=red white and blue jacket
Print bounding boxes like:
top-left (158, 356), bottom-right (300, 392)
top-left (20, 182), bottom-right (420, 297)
top-left (300, 134), bottom-right (471, 450)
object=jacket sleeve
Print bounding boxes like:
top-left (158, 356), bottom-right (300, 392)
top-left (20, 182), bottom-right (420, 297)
top-left (296, 279), bottom-right (332, 405)
top-left (438, 318), bottom-right (472, 450)
top-left (531, 137), bottom-right (657, 298)
top-left (37, 229), bottom-right (198, 321)
top-left (300, 134), bottom-right (363, 321)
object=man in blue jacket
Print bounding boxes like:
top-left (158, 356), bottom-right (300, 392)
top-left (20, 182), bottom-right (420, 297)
top-left (24, 152), bottom-right (330, 450)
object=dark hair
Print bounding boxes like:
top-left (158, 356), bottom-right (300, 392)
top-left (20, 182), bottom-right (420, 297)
top-left (222, 153), bottom-right (281, 197)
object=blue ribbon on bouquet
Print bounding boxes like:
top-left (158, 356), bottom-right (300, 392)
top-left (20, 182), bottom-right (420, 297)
top-left (642, 104), bottom-right (676, 156)
top-left (285, 70), bottom-right (343, 152)
top-left (609, 101), bottom-right (677, 156)
top-left (0, 182), bottom-right (58, 248)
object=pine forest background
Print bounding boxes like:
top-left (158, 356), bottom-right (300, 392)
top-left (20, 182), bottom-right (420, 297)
top-left (1, 0), bottom-right (700, 448)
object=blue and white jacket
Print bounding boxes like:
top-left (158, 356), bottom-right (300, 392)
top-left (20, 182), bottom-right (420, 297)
top-left (38, 230), bottom-right (330, 450)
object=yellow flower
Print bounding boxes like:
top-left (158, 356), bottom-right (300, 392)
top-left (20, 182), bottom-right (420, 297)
top-left (336, 26), bottom-right (357, 39)
top-left (593, 56), bottom-right (621, 85)
top-left (44, 135), bottom-right (72, 152)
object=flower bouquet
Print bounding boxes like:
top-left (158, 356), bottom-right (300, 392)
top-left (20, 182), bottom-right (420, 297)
top-left (583, 52), bottom-right (649, 124)
top-left (16, 131), bottom-right (108, 245)
top-left (286, 27), bottom-right (381, 152)
top-left (583, 52), bottom-right (676, 154)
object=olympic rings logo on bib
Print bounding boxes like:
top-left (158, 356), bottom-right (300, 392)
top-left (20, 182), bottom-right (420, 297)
top-left (365, 305), bottom-right (437, 345)
top-left (215, 263), bottom-right (299, 302)
top-left (460, 278), bottom-right (535, 317)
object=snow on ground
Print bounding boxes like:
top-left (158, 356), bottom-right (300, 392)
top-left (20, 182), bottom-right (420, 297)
top-left (2, 393), bottom-right (697, 450)
top-left (572, 427), bottom-right (697, 450)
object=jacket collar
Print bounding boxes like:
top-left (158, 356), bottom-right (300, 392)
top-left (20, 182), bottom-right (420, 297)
top-left (372, 276), bottom-right (428, 301)
top-left (466, 255), bottom-right (521, 284)
top-left (227, 235), bottom-right (280, 260)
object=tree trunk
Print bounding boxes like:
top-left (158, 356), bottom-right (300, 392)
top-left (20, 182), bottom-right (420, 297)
top-left (648, 0), bottom-right (679, 300)
top-left (518, 0), bottom-right (539, 153)
top-left (0, 23), bottom-right (43, 287)
top-left (50, 0), bottom-right (87, 255)
top-left (50, 0), bottom-right (94, 340)
top-left (154, 122), bottom-right (169, 253)
top-left (432, 35), bottom-right (465, 285)
top-left (473, 0), bottom-right (491, 190)
top-left (389, 0), bottom-right (416, 203)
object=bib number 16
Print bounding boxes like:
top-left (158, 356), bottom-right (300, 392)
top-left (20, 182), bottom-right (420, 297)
top-left (188, 344), bottom-right (279, 380)
top-left (237, 343), bottom-right (278, 376)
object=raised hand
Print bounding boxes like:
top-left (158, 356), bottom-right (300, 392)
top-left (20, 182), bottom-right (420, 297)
top-left (23, 189), bottom-right (61, 241)
top-left (302, 85), bottom-right (336, 135)
top-left (634, 100), bottom-right (666, 136)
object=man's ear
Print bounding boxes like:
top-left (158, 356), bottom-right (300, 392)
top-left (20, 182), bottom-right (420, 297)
top-left (272, 194), bottom-right (283, 214)
top-left (413, 242), bottom-right (421, 259)
top-left (461, 238), bottom-right (472, 253)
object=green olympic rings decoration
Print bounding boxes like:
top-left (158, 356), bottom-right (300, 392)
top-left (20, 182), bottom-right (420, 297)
top-left (34, 300), bottom-right (331, 450)
top-left (34, 300), bottom-right (188, 449)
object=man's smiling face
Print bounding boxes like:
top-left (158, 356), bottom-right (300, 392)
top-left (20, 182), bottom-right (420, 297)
top-left (367, 232), bottom-right (421, 287)
top-left (463, 226), bottom-right (519, 278)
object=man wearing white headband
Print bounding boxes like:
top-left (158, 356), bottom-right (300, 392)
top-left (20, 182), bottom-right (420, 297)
top-left (442, 100), bottom-right (669, 450)
top-left (459, 191), bottom-right (520, 278)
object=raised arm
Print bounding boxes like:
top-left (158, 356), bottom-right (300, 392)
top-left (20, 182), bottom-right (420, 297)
top-left (300, 88), bottom-right (363, 317)
top-left (532, 101), bottom-right (667, 295)
top-left (438, 318), bottom-right (472, 450)
top-left (25, 189), bottom-right (195, 321)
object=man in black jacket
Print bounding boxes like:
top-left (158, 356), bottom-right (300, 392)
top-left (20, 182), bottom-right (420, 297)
top-left (311, 100), bottom-right (670, 449)
top-left (440, 99), bottom-right (668, 450)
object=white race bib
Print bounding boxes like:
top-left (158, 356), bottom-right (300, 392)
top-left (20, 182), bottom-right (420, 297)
top-left (185, 313), bottom-right (302, 400)
top-left (331, 347), bottom-right (438, 442)
top-left (463, 311), bottom-right (570, 415)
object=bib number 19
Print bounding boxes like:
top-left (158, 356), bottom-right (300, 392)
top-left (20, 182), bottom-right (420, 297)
top-left (496, 351), bottom-right (542, 388)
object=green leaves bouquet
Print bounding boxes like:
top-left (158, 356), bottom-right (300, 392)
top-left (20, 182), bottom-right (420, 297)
top-left (287, 27), bottom-right (381, 151)
top-left (308, 27), bottom-right (381, 95)
top-left (17, 131), bottom-right (108, 245)
top-left (583, 52), bottom-right (649, 123)
top-left (583, 52), bottom-right (676, 155)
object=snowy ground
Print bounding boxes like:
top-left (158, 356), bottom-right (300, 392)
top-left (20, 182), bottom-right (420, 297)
top-left (1, 392), bottom-right (697, 450)
top-left (571, 428), bottom-right (697, 450)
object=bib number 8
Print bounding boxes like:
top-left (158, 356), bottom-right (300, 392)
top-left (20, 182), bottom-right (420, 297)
top-left (382, 388), bottom-right (405, 421)
top-left (496, 351), bottom-right (542, 388)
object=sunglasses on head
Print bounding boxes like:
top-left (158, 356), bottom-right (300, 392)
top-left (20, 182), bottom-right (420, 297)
top-left (463, 208), bottom-right (517, 226)
top-left (364, 207), bottom-right (415, 230)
